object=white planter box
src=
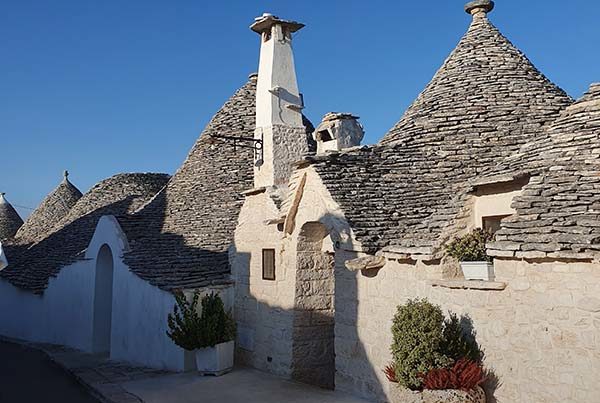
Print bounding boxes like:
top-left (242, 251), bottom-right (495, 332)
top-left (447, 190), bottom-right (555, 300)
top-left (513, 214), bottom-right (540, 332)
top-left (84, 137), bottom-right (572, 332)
top-left (460, 261), bottom-right (494, 281)
top-left (195, 340), bottom-right (234, 376)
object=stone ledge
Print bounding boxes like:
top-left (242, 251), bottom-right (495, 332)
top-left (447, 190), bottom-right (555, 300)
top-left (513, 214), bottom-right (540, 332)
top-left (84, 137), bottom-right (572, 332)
top-left (241, 187), bottom-right (267, 196)
top-left (429, 279), bottom-right (507, 291)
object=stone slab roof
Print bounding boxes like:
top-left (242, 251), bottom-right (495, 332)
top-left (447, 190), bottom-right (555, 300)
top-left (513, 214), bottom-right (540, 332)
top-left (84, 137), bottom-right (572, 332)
top-left (487, 83), bottom-right (600, 259)
top-left (1, 173), bottom-right (169, 293)
top-left (117, 78), bottom-right (258, 291)
top-left (381, 12), bottom-right (571, 156)
top-left (15, 173), bottom-right (83, 244)
top-left (0, 193), bottom-right (23, 241)
top-left (309, 9), bottom-right (572, 258)
top-left (309, 143), bottom-right (471, 257)
top-left (119, 75), bottom-right (314, 292)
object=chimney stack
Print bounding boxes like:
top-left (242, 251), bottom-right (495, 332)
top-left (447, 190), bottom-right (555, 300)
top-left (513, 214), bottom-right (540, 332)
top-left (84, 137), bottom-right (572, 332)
top-left (251, 13), bottom-right (309, 189)
top-left (313, 113), bottom-right (364, 154)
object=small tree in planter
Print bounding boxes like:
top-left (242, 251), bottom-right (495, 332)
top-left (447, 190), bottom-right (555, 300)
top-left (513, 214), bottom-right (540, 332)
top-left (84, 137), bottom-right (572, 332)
top-left (386, 299), bottom-right (486, 403)
top-left (445, 229), bottom-right (495, 281)
top-left (167, 291), bottom-right (236, 375)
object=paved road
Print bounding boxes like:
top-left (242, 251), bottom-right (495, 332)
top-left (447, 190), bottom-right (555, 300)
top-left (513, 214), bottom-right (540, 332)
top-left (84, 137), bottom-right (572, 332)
top-left (122, 367), bottom-right (370, 403)
top-left (0, 341), bottom-right (99, 403)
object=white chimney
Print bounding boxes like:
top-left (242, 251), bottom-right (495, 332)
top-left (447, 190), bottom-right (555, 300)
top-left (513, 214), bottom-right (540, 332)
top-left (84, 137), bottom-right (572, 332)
top-left (251, 14), bottom-right (309, 189)
top-left (313, 113), bottom-right (364, 154)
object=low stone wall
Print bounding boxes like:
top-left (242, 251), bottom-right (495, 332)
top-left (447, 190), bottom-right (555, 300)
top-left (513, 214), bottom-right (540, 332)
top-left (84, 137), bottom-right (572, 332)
top-left (389, 385), bottom-right (485, 403)
top-left (334, 258), bottom-right (600, 402)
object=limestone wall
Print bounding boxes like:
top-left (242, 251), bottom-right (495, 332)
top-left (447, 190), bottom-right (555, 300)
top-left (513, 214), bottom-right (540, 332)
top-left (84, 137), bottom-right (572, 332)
top-left (233, 190), bottom-right (297, 376)
top-left (234, 165), bottom-right (599, 403)
top-left (233, 166), bottom-right (361, 381)
top-left (335, 257), bottom-right (600, 403)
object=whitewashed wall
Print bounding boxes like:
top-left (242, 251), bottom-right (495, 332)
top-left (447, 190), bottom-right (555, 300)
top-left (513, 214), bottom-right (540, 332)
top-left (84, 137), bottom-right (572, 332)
top-left (0, 259), bottom-right (95, 351)
top-left (0, 215), bottom-right (232, 373)
top-left (233, 190), bottom-right (296, 376)
top-left (233, 167), bottom-right (361, 381)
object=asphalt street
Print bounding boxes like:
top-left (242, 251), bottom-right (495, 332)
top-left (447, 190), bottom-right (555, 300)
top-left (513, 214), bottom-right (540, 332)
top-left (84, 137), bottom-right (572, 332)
top-left (0, 340), bottom-right (99, 403)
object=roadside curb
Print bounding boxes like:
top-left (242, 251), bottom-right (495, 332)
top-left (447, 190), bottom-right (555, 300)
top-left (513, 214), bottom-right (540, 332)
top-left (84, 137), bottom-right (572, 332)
top-left (0, 336), bottom-right (157, 403)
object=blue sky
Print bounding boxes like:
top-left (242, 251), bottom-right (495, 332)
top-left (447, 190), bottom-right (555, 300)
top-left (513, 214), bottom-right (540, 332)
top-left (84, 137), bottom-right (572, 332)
top-left (2, 1), bottom-right (599, 218)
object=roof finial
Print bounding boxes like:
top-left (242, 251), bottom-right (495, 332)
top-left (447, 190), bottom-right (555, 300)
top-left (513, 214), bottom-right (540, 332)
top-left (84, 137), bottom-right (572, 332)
top-left (465, 0), bottom-right (494, 15)
top-left (63, 170), bottom-right (69, 181)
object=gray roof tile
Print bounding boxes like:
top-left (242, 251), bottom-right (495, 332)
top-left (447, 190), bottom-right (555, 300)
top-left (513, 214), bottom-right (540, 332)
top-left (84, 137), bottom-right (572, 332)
top-left (310, 11), bottom-right (571, 257)
top-left (488, 83), bottom-right (600, 258)
top-left (1, 173), bottom-right (169, 293)
top-left (15, 173), bottom-right (83, 244)
top-left (0, 194), bottom-right (23, 241)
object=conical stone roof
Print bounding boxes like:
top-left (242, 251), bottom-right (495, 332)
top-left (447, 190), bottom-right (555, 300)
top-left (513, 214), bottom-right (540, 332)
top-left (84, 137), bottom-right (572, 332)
top-left (119, 75), bottom-right (313, 291)
top-left (16, 171), bottom-right (83, 243)
top-left (309, 3), bottom-right (574, 257)
top-left (380, 6), bottom-right (572, 171)
top-left (0, 193), bottom-right (24, 241)
top-left (116, 77), bottom-right (259, 291)
top-left (1, 173), bottom-right (170, 293)
top-left (488, 83), bottom-right (600, 259)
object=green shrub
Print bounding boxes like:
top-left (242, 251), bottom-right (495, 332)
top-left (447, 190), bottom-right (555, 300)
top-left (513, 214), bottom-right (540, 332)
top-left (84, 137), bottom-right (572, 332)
top-left (445, 228), bottom-right (493, 262)
top-left (167, 291), bottom-right (236, 350)
top-left (391, 298), bottom-right (483, 390)
top-left (391, 299), bottom-right (453, 389)
top-left (166, 291), bottom-right (202, 351)
top-left (197, 292), bottom-right (236, 348)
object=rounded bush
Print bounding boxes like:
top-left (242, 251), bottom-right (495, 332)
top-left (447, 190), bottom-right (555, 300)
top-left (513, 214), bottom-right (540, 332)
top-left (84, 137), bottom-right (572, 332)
top-left (391, 299), bottom-right (452, 389)
top-left (391, 298), bottom-right (483, 390)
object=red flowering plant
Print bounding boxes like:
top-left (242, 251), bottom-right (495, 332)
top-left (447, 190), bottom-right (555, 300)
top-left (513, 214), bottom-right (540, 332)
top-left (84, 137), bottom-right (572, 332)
top-left (420, 358), bottom-right (486, 391)
top-left (385, 298), bottom-right (486, 391)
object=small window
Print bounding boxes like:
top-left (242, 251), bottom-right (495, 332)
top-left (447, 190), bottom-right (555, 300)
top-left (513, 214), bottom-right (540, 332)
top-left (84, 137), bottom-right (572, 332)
top-left (262, 249), bottom-right (276, 280)
top-left (317, 129), bottom-right (333, 142)
top-left (482, 214), bottom-right (511, 234)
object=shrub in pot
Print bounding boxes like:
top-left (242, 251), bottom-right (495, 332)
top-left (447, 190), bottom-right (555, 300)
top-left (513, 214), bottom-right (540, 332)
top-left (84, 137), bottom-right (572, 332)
top-left (445, 229), bottom-right (494, 281)
top-left (386, 299), bottom-right (486, 403)
top-left (167, 291), bottom-right (236, 375)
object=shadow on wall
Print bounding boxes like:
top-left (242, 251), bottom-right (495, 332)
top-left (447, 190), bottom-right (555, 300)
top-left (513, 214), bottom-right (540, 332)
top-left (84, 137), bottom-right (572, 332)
top-left (455, 314), bottom-right (502, 402)
top-left (233, 214), bottom-right (387, 401)
top-left (1, 197), bottom-right (141, 292)
top-left (119, 188), bottom-right (233, 287)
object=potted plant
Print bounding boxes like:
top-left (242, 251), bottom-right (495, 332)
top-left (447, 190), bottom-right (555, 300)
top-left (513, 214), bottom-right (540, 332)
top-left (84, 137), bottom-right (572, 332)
top-left (167, 291), bottom-right (236, 375)
top-left (385, 299), bottom-right (486, 403)
top-left (445, 229), bottom-right (494, 281)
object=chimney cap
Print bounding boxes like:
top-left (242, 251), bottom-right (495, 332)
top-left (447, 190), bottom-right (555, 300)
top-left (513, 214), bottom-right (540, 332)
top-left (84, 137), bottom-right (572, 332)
top-left (322, 112), bottom-right (360, 122)
top-left (464, 0), bottom-right (494, 15)
top-left (250, 13), bottom-right (304, 34)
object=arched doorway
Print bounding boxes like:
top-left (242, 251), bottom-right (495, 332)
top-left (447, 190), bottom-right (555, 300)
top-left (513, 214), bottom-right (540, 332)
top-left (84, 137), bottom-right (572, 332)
top-left (92, 244), bottom-right (114, 354)
top-left (291, 222), bottom-right (335, 389)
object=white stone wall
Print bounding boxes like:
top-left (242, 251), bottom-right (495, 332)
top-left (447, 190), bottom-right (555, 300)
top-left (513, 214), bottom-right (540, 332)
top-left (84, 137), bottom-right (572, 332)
top-left (233, 191), bottom-right (297, 376)
top-left (0, 215), bottom-right (231, 373)
top-left (235, 166), bottom-right (600, 402)
top-left (0, 259), bottom-right (95, 351)
top-left (233, 167), bottom-right (362, 380)
top-left (335, 257), bottom-right (600, 403)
